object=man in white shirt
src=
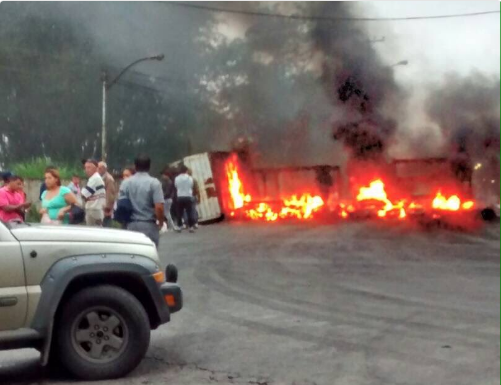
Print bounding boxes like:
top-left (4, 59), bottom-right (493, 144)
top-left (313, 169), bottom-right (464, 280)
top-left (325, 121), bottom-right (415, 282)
top-left (174, 164), bottom-right (195, 233)
top-left (98, 161), bottom-right (117, 228)
top-left (82, 159), bottom-right (106, 226)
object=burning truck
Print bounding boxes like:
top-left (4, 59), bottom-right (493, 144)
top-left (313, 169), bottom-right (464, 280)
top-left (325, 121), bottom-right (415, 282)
top-left (164, 3), bottom-right (499, 228)
top-left (170, 152), bottom-right (341, 223)
top-left (166, 33), bottom-right (499, 228)
top-left (170, 149), bottom-right (495, 228)
top-left (336, 157), bottom-right (478, 226)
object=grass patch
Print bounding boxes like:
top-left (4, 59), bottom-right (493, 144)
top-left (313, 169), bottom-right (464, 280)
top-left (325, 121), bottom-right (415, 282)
top-left (10, 158), bottom-right (84, 180)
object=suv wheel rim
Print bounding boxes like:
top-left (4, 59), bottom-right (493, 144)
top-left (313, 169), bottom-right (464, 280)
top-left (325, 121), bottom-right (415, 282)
top-left (70, 306), bottom-right (129, 363)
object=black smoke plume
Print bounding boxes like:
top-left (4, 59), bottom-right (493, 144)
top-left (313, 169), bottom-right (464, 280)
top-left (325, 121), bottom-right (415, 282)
top-left (302, 2), bottom-right (404, 161)
top-left (425, 72), bottom-right (500, 198)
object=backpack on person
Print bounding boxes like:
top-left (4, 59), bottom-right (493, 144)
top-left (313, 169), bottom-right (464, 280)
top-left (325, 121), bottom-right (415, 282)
top-left (114, 193), bottom-right (133, 224)
top-left (68, 204), bottom-right (85, 225)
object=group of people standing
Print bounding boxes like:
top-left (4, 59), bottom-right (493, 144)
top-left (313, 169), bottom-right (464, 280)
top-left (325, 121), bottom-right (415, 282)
top-left (36, 160), bottom-right (116, 226)
top-left (117, 155), bottom-right (199, 247)
top-left (0, 155), bottom-right (199, 248)
top-left (161, 164), bottom-right (200, 233)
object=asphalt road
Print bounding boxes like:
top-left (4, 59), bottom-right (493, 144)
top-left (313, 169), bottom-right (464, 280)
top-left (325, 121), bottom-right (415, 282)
top-left (1, 221), bottom-right (500, 385)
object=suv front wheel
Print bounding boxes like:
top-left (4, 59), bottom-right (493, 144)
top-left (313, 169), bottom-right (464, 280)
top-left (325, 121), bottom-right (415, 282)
top-left (55, 285), bottom-right (151, 380)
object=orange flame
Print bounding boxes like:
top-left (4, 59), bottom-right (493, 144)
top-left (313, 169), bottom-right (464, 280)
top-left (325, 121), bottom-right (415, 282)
top-left (408, 202), bottom-right (421, 210)
top-left (245, 194), bottom-right (325, 221)
top-left (225, 158), bottom-right (251, 210)
top-left (225, 157), bottom-right (324, 221)
top-left (281, 194), bottom-right (324, 219)
top-left (225, 157), bottom-right (477, 223)
top-left (356, 179), bottom-right (407, 219)
top-left (247, 203), bottom-right (279, 222)
top-left (432, 192), bottom-right (474, 211)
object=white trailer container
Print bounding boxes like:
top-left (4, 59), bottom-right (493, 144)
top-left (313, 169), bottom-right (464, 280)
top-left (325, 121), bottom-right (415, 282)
top-left (171, 152), bottom-right (230, 223)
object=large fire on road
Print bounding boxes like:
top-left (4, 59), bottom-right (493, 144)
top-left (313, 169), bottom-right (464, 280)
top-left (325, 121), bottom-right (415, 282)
top-left (224, 156), bottom-right (476, 222)
top-left (225, 156), bottom-right (325, 221)
top-left (345, 180), bottom-right (474, 220)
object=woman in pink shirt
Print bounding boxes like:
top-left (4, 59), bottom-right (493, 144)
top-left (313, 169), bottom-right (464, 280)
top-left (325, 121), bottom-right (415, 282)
top-left (0, 175), bottom-right (31, 223)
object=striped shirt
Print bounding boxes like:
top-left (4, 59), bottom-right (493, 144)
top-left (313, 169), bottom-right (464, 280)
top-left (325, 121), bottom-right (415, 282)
top-left (82, 172), bottom-right (106, 211)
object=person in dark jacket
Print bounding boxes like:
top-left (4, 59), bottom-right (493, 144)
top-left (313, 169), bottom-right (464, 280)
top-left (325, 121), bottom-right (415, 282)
top-left (39, 182), bottom-right (47, 201)
top-left (186, 168), bottom-right (200, 229)
top-left (161, 167), bottom-right (178, 231)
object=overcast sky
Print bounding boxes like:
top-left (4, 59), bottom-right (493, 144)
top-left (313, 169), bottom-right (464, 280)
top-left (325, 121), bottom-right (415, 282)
top-left (365, 1), bottom-right (500, 85)
top-left (352, 0), bottom-right (499, 150)
top-left (217, 1), bottom-right (500, 87)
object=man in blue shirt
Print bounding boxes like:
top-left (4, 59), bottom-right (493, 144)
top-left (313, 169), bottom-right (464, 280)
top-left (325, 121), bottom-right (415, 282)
top-left (119, 155), bottom-right (164, 247)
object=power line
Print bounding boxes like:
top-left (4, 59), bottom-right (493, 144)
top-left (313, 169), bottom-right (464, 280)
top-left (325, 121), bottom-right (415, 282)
top-left (166, 2), bottom-right (500, 22)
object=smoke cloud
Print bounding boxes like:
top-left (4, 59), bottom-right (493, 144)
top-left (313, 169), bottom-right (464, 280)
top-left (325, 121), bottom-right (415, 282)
top-left (2, 1), bottom-right (498, 182)
top-left (425, 72), bottom-right (500, 200)
top-left (204, 2), bottom-right (406, 168)
top-left (425, 72), bottom-right (500, 160)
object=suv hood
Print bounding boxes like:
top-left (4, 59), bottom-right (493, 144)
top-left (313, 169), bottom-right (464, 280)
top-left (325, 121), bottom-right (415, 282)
top-left (11, 224), bottom-right (154, 246)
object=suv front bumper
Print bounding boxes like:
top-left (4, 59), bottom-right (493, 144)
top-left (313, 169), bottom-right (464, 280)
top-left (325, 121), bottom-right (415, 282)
top-left (142, 274), bottom-right (183, 328)
top-left (160, 282), bottom-right (183, 314)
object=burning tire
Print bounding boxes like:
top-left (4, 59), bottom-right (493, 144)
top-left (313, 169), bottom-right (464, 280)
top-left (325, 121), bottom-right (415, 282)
top-left (480, 208), bottom-right (498, 222)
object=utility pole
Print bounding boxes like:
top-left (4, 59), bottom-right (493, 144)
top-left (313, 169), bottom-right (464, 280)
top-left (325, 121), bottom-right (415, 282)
top-left (100, 54), bottom-right (164, 162)
top-left (101, 71), bottom-right (107, 162)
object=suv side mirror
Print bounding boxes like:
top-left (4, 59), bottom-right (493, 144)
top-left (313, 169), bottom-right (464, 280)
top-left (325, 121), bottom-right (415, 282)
top-left (165, 264), bottom-right (178, 283)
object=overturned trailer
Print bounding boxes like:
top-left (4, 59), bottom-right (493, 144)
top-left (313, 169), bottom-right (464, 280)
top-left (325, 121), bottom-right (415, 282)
top-left (170, 152), bottom-right (497, 225)
top-left (171, 152), bottom-right (341, 223)
top-left (252, 165), bottom-right (341, 203)
top-left (391, 157), bottom-right (471, 199)
top-left (170, 152), bottom-right (229, 223)
top-left (391, 157), bottom-right (499, 219)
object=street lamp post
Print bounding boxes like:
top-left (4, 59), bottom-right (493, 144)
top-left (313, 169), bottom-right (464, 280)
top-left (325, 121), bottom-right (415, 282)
top-left (101, 71), bottom-right (107, 162)
top-left (101, 54), bottom-right (164, 161)
top-left (389, 60), bottom-right (409, 68)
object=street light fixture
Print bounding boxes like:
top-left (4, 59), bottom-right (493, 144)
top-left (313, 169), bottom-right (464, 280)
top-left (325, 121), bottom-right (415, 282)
top-left (101, 54), bottom-right (164, 161)
top-left (390, 60), bottom-right (409, 67)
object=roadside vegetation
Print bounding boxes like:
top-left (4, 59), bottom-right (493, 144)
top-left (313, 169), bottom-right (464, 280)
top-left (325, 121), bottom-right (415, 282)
top-left (10, 158), bottom-right (84, 180)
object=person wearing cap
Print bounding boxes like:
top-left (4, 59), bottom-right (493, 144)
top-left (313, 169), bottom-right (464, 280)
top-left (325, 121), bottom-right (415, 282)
top-left (0, 174), bottom-right (31, 223)
top-left (82, 159), bottom-right (106, 226)
top-left (98, 161), bottom-right (116, 228)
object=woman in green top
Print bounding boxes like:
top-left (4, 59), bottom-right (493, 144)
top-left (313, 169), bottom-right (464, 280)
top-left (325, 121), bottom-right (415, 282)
top-left (40, 168), bottom-right (79, 225)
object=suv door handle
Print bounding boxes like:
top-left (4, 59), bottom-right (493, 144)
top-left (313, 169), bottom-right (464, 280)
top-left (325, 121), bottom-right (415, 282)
top-left (0, 297), bottom-right (18, 307)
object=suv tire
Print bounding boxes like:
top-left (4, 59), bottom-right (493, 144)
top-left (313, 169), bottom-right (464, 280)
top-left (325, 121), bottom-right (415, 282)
top-left (55, 285), bottom-right (151, 380)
